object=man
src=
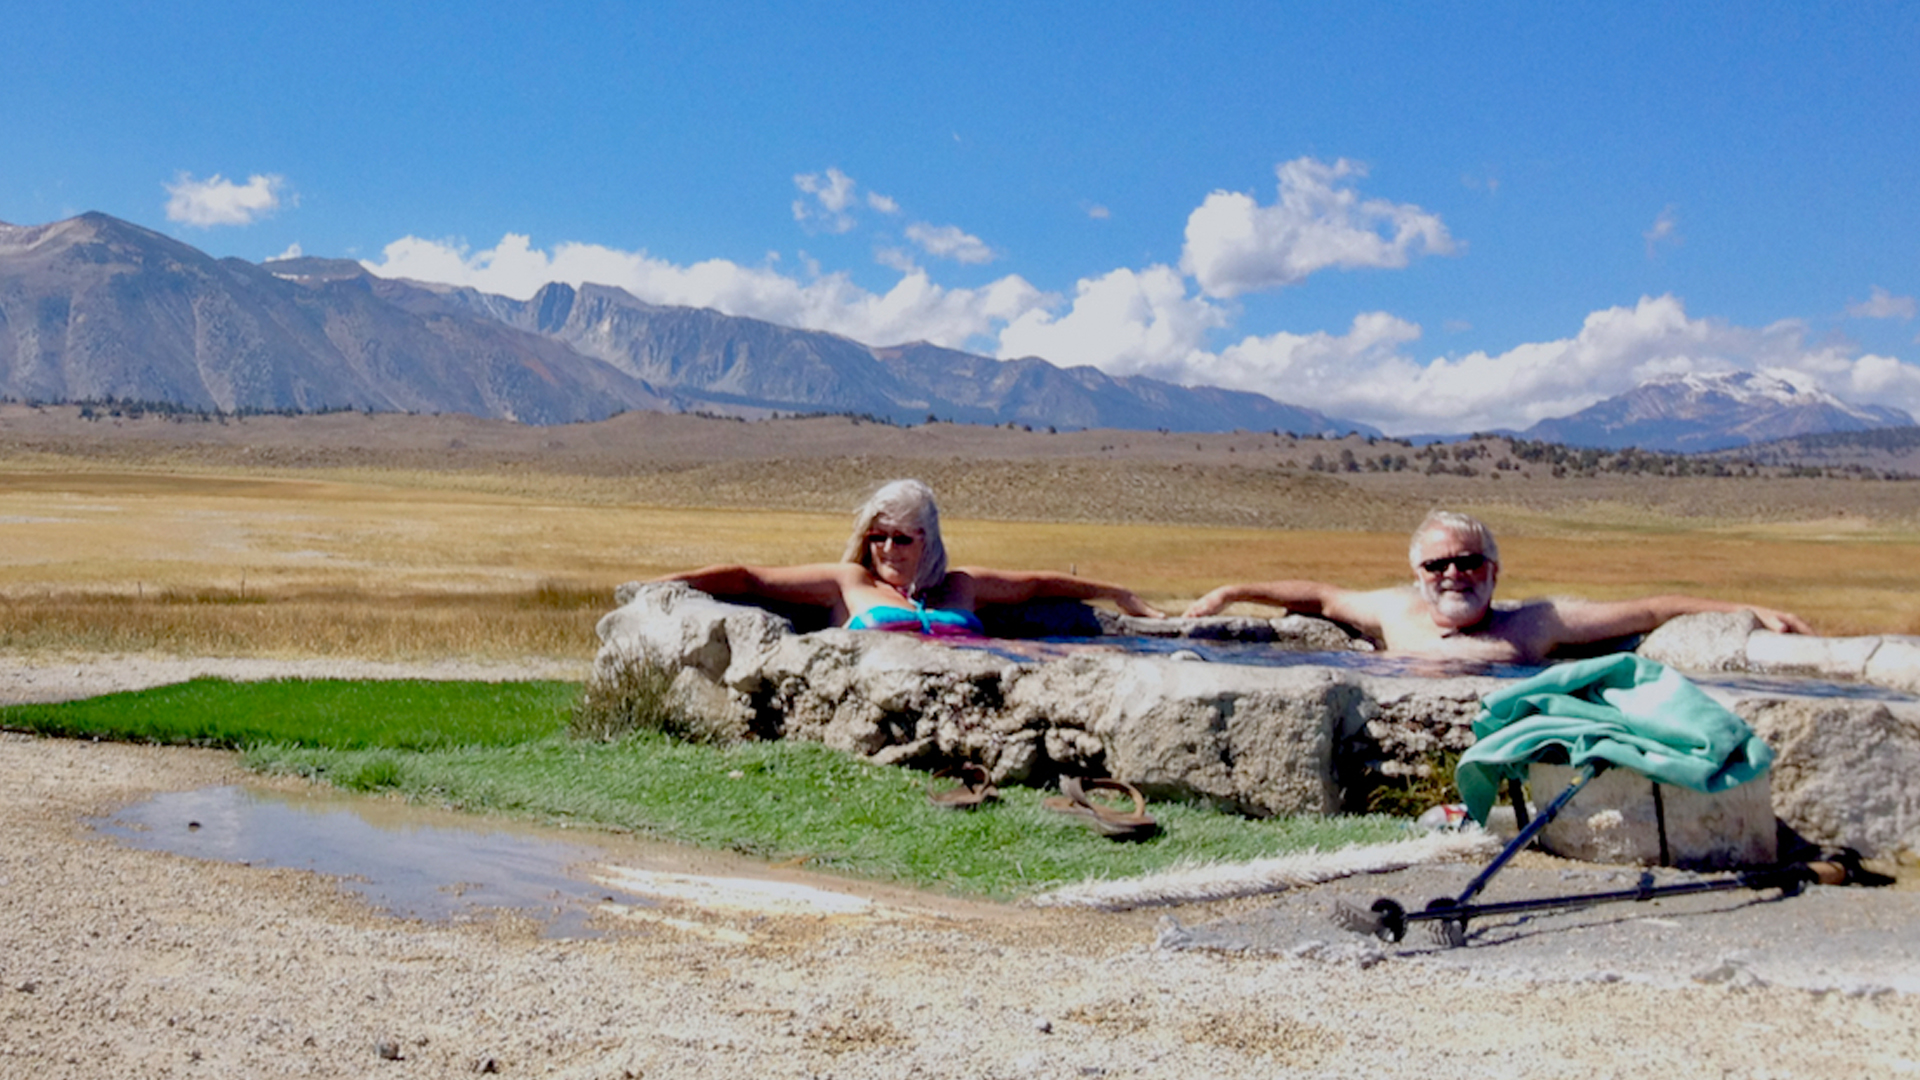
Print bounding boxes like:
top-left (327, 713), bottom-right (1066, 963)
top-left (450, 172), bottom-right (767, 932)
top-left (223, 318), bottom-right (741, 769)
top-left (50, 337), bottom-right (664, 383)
top-left (1182, 510), bottom-right (1810, 663)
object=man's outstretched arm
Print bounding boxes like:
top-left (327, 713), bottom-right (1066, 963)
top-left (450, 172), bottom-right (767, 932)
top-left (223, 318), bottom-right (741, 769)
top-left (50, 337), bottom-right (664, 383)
top-left (1546, 594), bottom-right (1812, 646)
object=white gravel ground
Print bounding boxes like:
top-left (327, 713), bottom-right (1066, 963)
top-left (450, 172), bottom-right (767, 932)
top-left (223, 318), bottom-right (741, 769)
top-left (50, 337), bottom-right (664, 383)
top-left (2, 655), bottom-right (1916, 1078)
top-left (0, 652), bottom-right (592, 705)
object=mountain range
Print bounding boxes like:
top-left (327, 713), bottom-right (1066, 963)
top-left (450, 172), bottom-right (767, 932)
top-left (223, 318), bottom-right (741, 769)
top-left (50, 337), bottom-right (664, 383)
top-left (1, 212), bottom-right (1911, 448)
top-left (0, 212), bottom-right (1374, 435)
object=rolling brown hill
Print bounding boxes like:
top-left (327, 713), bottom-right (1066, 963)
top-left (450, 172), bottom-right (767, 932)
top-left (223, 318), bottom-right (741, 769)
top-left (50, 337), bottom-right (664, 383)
top-left (4, 404), bottom-right (1916, 534)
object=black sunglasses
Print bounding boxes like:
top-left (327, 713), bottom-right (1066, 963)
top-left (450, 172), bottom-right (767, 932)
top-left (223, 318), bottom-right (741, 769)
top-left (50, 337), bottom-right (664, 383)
top-left (867, 533), bottom-right (918, 548)
top-left (1420, 553), bottom-right (1489, 574)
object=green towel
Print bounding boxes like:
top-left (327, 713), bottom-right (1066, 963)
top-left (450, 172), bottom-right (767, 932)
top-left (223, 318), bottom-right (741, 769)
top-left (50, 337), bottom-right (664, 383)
top-left (1455, 653), bottom-right (1773, 825)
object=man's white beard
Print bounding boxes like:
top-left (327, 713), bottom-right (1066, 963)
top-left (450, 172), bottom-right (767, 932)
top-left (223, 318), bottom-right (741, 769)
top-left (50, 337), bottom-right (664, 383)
top-left (1422, 578), bottom-right (1491, 627)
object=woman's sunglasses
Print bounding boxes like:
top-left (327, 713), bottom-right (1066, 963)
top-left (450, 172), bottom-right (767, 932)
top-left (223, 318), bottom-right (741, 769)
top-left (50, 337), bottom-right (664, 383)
top-left (867, 533), bottom-right (918, 548)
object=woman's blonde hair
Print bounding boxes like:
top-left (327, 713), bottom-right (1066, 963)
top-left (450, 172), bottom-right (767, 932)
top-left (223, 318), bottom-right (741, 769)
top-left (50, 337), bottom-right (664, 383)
top-left (842, 479), bottom-right (949, 598)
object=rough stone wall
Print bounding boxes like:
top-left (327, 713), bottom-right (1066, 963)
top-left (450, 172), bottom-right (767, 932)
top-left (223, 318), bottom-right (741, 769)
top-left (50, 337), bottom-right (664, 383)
top-left (1732, 698), bottom-right (1920, 858)
top-left (598, 583), bottom-right (1920, 856)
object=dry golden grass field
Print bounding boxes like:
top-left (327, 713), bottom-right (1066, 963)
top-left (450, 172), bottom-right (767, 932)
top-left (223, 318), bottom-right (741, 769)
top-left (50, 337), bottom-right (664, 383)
top-left (3, 404), bottom-right (1918, 658)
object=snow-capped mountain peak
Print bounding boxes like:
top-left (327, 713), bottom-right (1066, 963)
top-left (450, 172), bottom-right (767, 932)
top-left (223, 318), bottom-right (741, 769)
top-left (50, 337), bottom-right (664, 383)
top-left (1647, 370), bottom-right (1860, 414)
top-left (1520, 370), bottom-right (1913, 451)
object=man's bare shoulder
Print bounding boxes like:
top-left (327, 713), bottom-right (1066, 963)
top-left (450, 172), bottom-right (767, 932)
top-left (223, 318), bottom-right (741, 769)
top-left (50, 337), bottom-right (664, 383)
top-left (1334, 585), bottom-right (1426, 627)
top-left (1485, 598), bottom-right (1620, 660)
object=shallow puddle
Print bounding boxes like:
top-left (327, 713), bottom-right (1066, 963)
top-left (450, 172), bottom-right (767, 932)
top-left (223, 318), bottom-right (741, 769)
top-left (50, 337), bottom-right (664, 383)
top-left (93, 784), bottom-right (961, 938)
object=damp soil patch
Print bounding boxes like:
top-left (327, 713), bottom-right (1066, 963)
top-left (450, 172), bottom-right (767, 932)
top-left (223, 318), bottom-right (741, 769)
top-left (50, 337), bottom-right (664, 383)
top-left (92, 782), bottom-right (985, 937)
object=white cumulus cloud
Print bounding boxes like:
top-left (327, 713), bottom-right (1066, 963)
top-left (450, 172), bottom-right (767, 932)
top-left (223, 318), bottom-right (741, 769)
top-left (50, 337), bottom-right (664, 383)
top-left (793, 167), bottom-right (885, 234)
top-left (905, 222), bottom-right (995, 265)
top-left (1174, 295), bottom-right (1920, 434)
top-left (1644, 205), bottom-right (1681, 257)
top-left (1180, 157), bottom-right (1455, 299)
top-left (997, 265), bottom-right (1226, 378)
top-left (164, 172), bottom-right (289, 227)
top-left (1847, 285), bottom-right (1917, 320)
top-left (361, 233), bottom-right (1052, 352)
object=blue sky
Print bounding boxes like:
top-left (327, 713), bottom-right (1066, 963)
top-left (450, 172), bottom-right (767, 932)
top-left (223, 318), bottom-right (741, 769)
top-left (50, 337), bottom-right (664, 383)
top-left (5, 2), bottom-right (1916, 435)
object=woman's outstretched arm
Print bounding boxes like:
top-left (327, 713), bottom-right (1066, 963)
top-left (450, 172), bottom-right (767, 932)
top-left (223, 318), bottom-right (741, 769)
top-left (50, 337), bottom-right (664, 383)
top-left (655, 563), bottom-right (853, 609)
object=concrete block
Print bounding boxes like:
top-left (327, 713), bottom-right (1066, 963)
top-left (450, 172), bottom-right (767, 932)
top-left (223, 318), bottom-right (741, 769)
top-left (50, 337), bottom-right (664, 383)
top-left (1745, 631), bottom-right (1880, 681)
top-left (1865, 636), bottom-right (1920, 697)
top-left (1529, 763), bottom-right (1776, 870)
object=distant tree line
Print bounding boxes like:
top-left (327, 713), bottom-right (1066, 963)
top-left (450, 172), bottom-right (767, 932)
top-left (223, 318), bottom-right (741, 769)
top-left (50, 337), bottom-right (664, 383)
top-left (1299, 434), bottom-right (1914, 481)
top-left (4, 396), bottom-right (368, 423)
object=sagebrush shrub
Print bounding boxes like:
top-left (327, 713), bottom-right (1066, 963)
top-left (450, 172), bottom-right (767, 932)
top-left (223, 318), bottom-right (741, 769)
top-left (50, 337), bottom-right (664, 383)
top-left (570, 652), bottom-right (727, 743)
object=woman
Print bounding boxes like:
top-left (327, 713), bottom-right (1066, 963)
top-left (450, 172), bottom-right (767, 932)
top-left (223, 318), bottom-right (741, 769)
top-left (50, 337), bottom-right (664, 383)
top-left (657, 479), bottom-right (1163, 635)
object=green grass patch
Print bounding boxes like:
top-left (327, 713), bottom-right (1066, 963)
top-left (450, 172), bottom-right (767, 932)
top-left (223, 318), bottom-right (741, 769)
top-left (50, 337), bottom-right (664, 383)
top-left (0, 678), bottom-right (574, 750)
top-left (7, 678), bottom-right (1410, 900)
top-left (249, 734), bottom-right (1408, 899)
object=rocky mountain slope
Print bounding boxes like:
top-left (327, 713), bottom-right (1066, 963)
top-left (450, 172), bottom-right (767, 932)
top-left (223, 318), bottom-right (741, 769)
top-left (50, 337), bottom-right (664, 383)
top-left (426, 279), bottom-right (1378, 433)
top-left (0, 215), bottom-right (669, 424)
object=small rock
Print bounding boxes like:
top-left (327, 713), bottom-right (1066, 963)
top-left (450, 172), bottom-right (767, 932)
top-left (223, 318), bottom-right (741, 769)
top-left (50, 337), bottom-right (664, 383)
top-left (473, 1055), bottom-right (501, 1073)
top-left (376, 1039), bottom-right (403, 1061)
top-left (1843, 984), bottom-right (1893, 999)
top-left (1692, 961), bottom-right (1742, 985)
top-left (1691, 960), bottom-right (1766, 989)
top-left (1154, 915), bottom-right (1194, 949)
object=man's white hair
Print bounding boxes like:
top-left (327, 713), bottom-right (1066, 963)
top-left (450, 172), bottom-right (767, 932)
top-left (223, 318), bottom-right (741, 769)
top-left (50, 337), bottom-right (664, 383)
top-left (1408, 510), bottom-right (1500, 569)
top-left (842, 479), bottom-right (949, 598)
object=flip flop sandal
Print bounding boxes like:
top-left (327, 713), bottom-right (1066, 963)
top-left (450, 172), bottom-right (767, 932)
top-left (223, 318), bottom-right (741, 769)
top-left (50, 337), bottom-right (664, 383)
top-left (927, 763), bottom-right (998, 810)
top-left (1043, 776), bottom-right (1160, 840)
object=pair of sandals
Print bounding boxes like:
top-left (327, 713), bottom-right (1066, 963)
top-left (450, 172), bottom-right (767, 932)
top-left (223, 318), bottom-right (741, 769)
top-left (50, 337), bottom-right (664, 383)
top-left (926, 765), bottom-right (1159, 841)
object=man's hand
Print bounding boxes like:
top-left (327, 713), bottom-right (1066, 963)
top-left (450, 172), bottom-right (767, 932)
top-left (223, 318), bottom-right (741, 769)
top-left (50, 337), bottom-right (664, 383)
top-left (1183, 588), bottom-right (1234, 618)
top-left (1748, 605), bottom-right (1812, 634)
